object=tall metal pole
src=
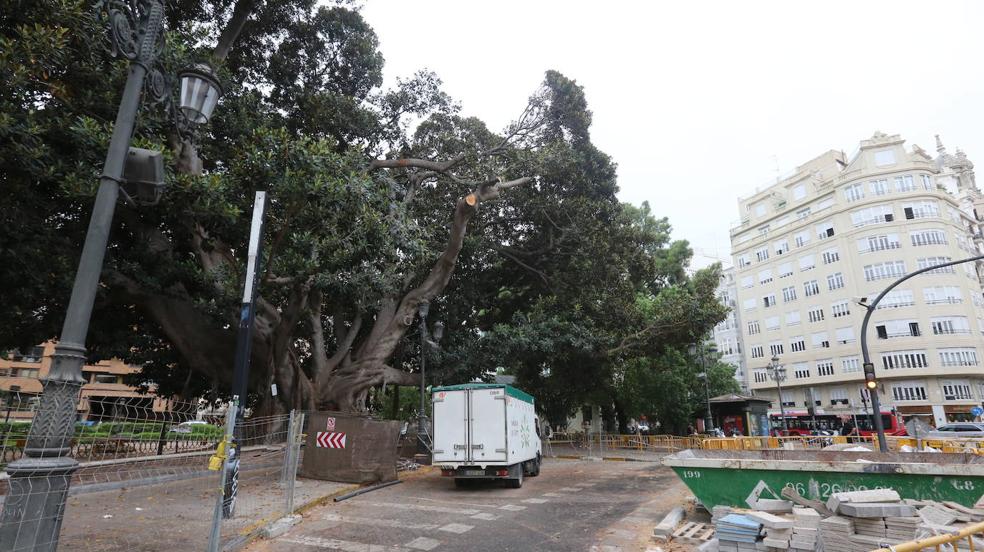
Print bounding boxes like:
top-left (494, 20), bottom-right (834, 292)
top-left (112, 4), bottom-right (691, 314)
top-left (700, 345), bottom-right (713, 431)
top-left (770, 356), bottom-right (789, 435)
top-left (859, 253), bottom-right (984, 453)
top-left (0, 4), bottom-right (166, 549)
top-left (224, 191), bottom-right (267, 518)
top-left (417, 301), bottom-right (429, 438)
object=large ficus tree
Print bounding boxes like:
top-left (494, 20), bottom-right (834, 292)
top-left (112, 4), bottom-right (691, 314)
top-left (1, 0), bottom-right (626, 414)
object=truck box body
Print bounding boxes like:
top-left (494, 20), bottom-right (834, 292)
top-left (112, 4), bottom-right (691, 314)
top-left (432, 384), bottom-right (541, 471)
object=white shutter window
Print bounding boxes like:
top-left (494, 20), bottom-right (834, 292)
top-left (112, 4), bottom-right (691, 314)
top-left (799, 255), bottom-right (816, 271)
top-left (835, 327), bottom-right (856, 344)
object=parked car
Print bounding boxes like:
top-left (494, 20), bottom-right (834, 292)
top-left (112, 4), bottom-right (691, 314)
top-left (926, 423), bottom-right (984, 439)
top-left (169, 420), bottom-right (209, 434)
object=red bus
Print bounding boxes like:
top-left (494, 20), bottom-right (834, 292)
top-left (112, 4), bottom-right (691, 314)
top-left (769, 411), bottom-right (906, 437)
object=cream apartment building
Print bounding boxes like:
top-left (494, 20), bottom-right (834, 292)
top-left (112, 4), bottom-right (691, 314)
top-left (731, 132), bottom-right (984, 427)
top-left (711, 267), bottom-right (748, 391)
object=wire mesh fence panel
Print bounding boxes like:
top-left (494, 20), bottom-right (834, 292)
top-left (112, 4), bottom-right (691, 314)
top-left (2, 396), bottom-right (229, 552)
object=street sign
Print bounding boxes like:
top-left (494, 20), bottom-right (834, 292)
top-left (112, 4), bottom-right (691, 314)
top-left (316, 431), bottom-right (346, 449)
top-left (326, 417), bottom-right (336, 431)
top-left (972, 406), bottom-right (983, 417)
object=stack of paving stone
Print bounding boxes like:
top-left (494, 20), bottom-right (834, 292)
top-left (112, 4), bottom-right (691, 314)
top-left (883, 517), bottom-right (920, 543)
top-left (714, 513), bottom-right (764, 552)
top-left (789, 507), bottom-right (821, 552)
top-left (747, 511), bottom-right (792, 550)
top-left (817, 515), bottom-right (856, 552)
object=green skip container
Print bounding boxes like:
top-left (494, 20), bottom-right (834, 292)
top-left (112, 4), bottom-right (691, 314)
top-left (663, 449), bottom-right (984, 508)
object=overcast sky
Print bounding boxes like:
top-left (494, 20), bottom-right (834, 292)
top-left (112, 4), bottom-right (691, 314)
top-left (361, 0), bottom-right (984, 268)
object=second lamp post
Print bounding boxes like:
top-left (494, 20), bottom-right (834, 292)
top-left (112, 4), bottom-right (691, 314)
top-left (767, 355), bottom-right (790, 435)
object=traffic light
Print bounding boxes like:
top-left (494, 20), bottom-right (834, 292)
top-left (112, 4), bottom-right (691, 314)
top-left (863, 362), bottom-right (877, 390)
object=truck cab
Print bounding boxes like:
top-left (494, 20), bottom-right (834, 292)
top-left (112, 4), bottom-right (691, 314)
top-left (431, 384), bottom-right (542, 488)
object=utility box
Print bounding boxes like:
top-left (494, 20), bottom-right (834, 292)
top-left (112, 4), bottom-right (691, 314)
top-left (299, 412), bottom-right (401, 484)
top-left (431, 384), bottom-right (542, 488)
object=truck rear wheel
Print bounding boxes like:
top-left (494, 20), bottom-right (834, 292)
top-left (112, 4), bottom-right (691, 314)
top-left (531, 455), bottom-right (541, 477)
top-left (506, 469), bottom-right (523, 488)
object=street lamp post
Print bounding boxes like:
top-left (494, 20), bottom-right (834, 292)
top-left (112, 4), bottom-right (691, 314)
top-left (858, 253), bottom-right (984, 453)
top-left (767, 355), bottom-right (789, 435)
top-left (689, 342), bottom-right (716, 432)
top-left (416, 301), bottom-right (444, 449)
top-left (0, 2), bottom-right (221, 548)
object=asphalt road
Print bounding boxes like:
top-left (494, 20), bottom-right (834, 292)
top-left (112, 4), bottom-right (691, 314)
top-left (249, 458), bottom-right (689, 552)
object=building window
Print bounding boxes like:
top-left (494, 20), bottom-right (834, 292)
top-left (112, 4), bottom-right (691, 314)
top-left (785, 311), bottom-right (801, 325)
top-left (794, 231), bottom-right (810, 248)
top-left (827, 272), bottom-right (845, 291)
top-left (796, 207), bottom-right (811, 219)
top-left (939, 348), bottom-right (979, 367)
top-left (864, 261), bottom-right (906, 281)
top-left (750, 346), bottom-right (765, 359)
top-left (829, 387), bottom-right (849, 405)
top-left (876, 289), bottom-right (915, 309)
top-left (774, 240), bottom-right (789, 255)
top-left (799, 254), bottom-right (816, 271)
top-left (755, 247), bottom-right (770, 262)
top-left (803, 280), bottom-right (820, 297)
top-left (910, 229), bottom-right (948, 247)
top-left (781, 286), bottom-right (797, 302)
top-left (817, 360), bottom-right (834, 376)
top-left (755, 203), bottom-right (767, 217)
top-left (763, 294), bottom-right (777, 308)
top-left (874, 149), bottom-right (896, 166)
top-left (780, 391), bottom-right (797, 408)
top-left (903, 201), bottom-right (939, 220)
top-left (895, 175), bottom-right (917, 192)
top-left (747, 320), bottom-right (761, 335)
top-left (769, 342), bottom-right (784, 356)
top-left (881, 350), bottom-right (929, 369)
top-left (790, 337), bottom-right (806, 352)
top-left (741, 275), bottom-right (754, 288)
top-left (815, 221), bottom-right (835, 240)
top-left (821, 248), bottom-right (840, 264)
top-left (917, 257), bottom-right (955, 274)
top-left (892, 382), bottom-right (928, 402)
top-left (931, 316), bottom-right (971, 335)
top-left (778, 263), bottom-right (793, 278)
top-left (812, 332), bottom-right (830, 349)
top-left (942, 381), bottom-right (973, 401)
top-left (875, 320), bottom-right (920, 339)
top-left (857, 233), bottom-right (901, 253)
top-left (851, 204), bottom-right (894, 227)
top-left (766, 316), bottom-right (781, 331)
top-left (869, 179), bottom-right (890, 196)
top-left (923, 286), bottom-right (962, 305)
top-left (844, 183), bottom-right (865, 202)
top-left (744, 298), bottom-right (756, 310)
top-left (835, 327), bottom-right (855, 344)
top-left (94, 374), bottom-right (118, 384)
top-left (793, 364), bottom-right (810, 378)
top-left (841, 357), bottom-right (861, 373)
top-left (15, 368), bottom-right (40, 378)
top-left (831, 300), bottom-right (851, 318)
top-left (921, 174), bottom-right (933, 190)
top-left (792, 184), bottom-right (807, 201)
top-left (738, 254), bottom-right (751, 268)
top-left (759, 269), bottom-right (773, 284)
top-left (753, 370), bottom-right (768, 383)
top-left (808, 306), bottom-right (825, 323)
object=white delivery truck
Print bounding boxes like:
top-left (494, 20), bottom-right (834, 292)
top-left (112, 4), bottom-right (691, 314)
top-left (431, 383), bottom-right (542, 488)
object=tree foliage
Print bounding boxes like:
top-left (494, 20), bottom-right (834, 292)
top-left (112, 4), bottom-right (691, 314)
top-left (1, 0), bottom-right (730, 429)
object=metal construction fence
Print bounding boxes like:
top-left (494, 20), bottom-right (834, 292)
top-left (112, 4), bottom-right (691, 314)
top-left (545, 432), bottom-right (984, 455)
top-left (0, 397), bottom-right (308, 552)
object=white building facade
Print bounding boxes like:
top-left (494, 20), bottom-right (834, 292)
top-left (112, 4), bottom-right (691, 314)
top-left (730, 132), bottom-right (984, 427)
top-left (711, 267), bottom-right (748, 391)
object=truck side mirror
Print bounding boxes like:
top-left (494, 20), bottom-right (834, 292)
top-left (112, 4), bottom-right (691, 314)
top-left (534, 418), bottom-right (541, 437)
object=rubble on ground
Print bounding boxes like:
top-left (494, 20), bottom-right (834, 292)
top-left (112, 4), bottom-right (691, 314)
top-left (654, 489), bottom-right (984, 552)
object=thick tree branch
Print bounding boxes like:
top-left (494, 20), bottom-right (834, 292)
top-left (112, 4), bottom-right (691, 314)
top-left (213, 0), bottom-right (256, 62)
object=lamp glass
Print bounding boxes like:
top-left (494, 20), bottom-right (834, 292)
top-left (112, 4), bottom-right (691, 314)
top-left (179, 68), bottom-right (221, 124)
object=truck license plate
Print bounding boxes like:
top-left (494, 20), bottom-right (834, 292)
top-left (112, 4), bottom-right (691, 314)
top-left (463, 469), bottom-right (484, 476)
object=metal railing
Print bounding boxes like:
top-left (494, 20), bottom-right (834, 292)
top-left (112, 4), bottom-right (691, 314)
top-left (873, 520), bottom-right (984, 552)
top-left (546, 433), bottom-right (984, 454)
